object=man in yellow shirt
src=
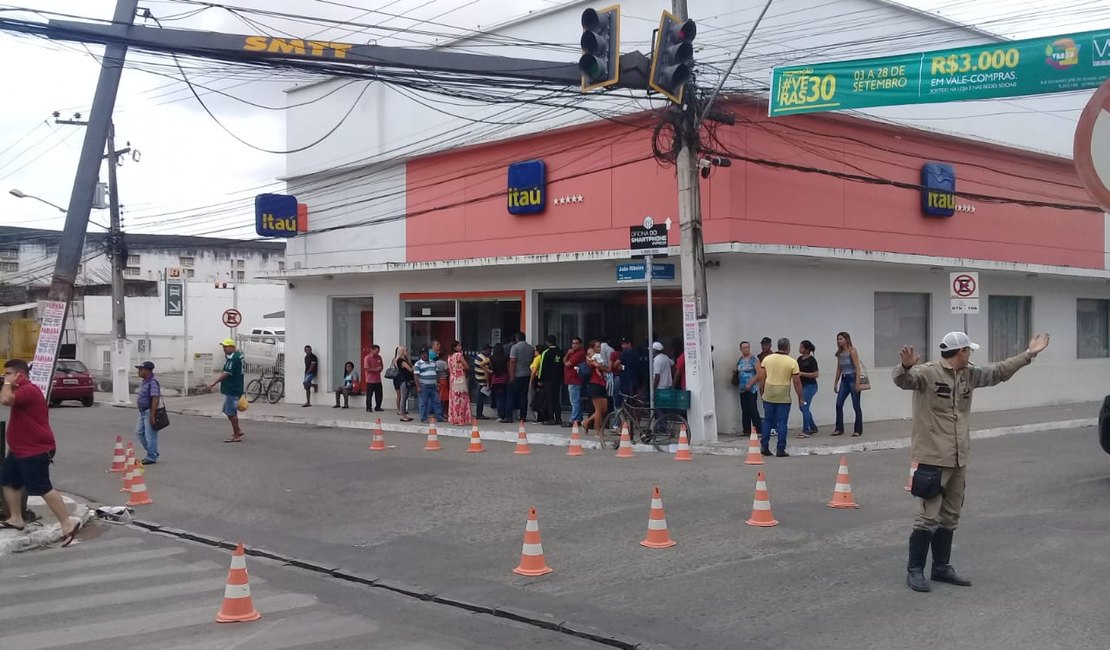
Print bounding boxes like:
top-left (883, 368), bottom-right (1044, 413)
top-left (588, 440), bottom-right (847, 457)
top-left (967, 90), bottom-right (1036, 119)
top-left (758, 337), bottom-right (803, 457)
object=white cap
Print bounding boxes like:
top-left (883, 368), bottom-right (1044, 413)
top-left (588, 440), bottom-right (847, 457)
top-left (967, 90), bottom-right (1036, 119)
top-left (652, 341), bottom-right (664, 351)
top-left (939, 331), bottom-right (980, 351)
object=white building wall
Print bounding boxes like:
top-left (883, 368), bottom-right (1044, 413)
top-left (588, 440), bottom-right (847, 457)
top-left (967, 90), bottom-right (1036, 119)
top-left (285, 255), bottom-right (1110, 428)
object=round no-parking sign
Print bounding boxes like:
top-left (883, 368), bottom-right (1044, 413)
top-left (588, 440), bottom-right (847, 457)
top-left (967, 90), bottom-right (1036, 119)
top-left (1075, 78), bottom-right (1110, 212)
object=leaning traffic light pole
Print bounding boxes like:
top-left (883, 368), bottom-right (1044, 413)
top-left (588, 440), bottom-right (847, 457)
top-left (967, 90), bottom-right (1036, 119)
top-left (578, 6), bottom-right (621, 91)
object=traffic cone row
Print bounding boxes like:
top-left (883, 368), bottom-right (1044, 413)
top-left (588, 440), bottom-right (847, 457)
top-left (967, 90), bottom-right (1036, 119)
top-left (368, 419), bottom-right (387, 451)
top-left (743, 429), bottom-right (764, 466)
top-left (513, 421), bottom-right (532, 455)
top-left (827, 456), bottom-right (859, 509)
top-left (423, 418), bottom-right (442, 451)
top-left (566, 422), bottom-right (584, 456)
top-left (119, 445), bottom-right (136, 493)
top-left (466, 420), bottom-right (486, 453)
top-left (673, 426), bottom-right (693, 461)
top-left (615, 423), bottom-right (634, 458)
top-left (216, 542), bottom-right (261, 623)
top-left (126, 462), bottom-right (153, 506)
top-left (109, 436), bottom-right (126, 472)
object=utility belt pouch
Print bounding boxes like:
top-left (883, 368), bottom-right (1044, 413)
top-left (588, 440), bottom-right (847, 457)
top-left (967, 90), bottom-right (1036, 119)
top-left (910, 463), bottom-right (943, 499)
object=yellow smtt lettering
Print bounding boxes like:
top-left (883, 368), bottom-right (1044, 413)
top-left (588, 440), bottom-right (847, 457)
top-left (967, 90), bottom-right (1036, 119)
top-left (243, 36), bottom-right (268, 52)
top-left (267, 38), bottom-right (306, 55)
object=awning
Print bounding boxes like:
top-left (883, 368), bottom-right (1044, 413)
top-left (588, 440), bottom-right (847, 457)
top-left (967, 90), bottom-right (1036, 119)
top-left (0, 302), bottom-right (39, 316)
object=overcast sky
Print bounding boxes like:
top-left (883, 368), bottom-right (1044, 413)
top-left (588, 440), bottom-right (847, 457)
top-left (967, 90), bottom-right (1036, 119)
top-left (0, 0), bottom-right (1107, 239)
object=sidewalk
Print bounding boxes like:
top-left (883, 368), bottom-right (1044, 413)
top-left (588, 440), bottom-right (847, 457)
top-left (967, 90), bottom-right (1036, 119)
top-left (0, 494), bottom-right (94, 555)
top-left (99, 391), bottom-right (1098, 456)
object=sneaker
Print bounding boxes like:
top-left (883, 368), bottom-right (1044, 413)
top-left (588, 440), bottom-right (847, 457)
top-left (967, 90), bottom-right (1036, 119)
top-left (141, 458), bottom-right (157, 465)
top-left (776, 450), bottom-right (790, 458)
top-left (760, 447), bottom-right (773, 456)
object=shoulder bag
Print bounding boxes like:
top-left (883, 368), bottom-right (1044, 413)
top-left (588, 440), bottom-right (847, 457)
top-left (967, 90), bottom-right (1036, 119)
top-left (856, 357), bottom-right (872, 391)
top-left (152, 400), bottom-right (171, 431)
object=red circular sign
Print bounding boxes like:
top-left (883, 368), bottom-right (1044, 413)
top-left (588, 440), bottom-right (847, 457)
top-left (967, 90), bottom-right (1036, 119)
top-left (1074, 78), bottom-right (1110, 212)
top-left (222, 309), bottom-right (242, 328)
top-left (952, 274), bottom-right (976, 297)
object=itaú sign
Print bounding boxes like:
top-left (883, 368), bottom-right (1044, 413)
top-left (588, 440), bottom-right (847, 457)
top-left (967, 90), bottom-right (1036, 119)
top-left (921, 162), bottom-right (956, 217)
top-left (507, 159), bottom-right (546, 215)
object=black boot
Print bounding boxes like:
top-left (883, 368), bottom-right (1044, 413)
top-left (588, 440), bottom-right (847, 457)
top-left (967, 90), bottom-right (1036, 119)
top-left (930, 527), bottom-right (972, 586)
top-left (906, 529), bottom-right (933, 592)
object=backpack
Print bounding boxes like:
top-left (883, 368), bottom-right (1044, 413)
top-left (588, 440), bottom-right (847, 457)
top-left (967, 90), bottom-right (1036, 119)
top-left (578, 361), bottom-right (592, 382)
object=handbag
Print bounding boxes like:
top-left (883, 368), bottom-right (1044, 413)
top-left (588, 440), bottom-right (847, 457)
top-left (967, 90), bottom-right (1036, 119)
top-left (856, 360), bottom-right (872, 391)
top-left (384, 365), bottom-right (399, 380)
top-left (152, 404), bottom-right (170, 431)
top-left (451, 375), bottom-right (468, 393)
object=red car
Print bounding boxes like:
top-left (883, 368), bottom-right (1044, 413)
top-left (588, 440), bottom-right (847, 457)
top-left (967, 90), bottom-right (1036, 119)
top-left (48, 359), bottom-right (96, 407)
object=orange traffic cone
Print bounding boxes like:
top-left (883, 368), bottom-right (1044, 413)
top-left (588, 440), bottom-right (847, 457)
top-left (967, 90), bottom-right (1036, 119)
top-left (109, 436), bottom-right (125, 472)
top-left (512, 506), bottom-right (553, 577)
top-left (827, 456), bottom-right (860, 509)
top-left (216, 542), bottom-right (262, 623)
top-left (743, 430), bottom-right (764, 466)
top-left (905, 460), bottom-right (918, 492)
top-left (640, 485), bottom-right (677, 548)
top-left (673, 425), bottom-right (693, 461)
top-left (466, 421), bottom-right (486, 453)
top-left (126, 462), bottom-right (153, 506)
top-left (513, 421), bottom-right (532, 455)
top-left (119, 445), bottom-right (135, 493)
top-left (745, 470), bottom-right (779, 527)
top-left (424, 418), bottom-right (442, 451)
top-left (368, 419), bottom-right (387, 451)
top-left (615, 423), bottom-right (634, 458)
top-left (566, 422), bottom-right (584, 457)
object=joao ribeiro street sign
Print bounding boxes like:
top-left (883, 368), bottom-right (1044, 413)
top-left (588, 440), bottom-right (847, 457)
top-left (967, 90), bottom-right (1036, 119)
top-left (770, 29), bottom-right (1110, 117)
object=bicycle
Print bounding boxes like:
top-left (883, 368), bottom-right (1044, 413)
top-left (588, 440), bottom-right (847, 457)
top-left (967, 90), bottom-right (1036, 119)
top-left (599, 392), bottom-right (689, 452)
top-left (245, 369), bottom-right (284, 404)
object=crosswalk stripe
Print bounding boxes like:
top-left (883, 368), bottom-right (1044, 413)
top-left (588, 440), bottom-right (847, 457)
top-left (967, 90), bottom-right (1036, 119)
top-left (0, 560), bottom-right (222, 597)
top-left (4, 592), bottom-right (319, 650)
top-left (156, 611), bottom-right (380, 650)
top-left (0, 547), bottom-right (186, 579)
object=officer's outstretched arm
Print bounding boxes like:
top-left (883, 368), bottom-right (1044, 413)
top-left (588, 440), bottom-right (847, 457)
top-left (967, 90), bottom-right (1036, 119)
top-left (892, 346), bottom-right (925, 391)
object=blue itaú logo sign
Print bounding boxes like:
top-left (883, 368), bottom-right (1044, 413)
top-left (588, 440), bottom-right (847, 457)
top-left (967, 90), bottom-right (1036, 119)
top-left (921, 162), bottom-right (955, 217)
top-left (507, 160), bottom-right (546, 215)
top-left (255, 193), bottom-right (299, 237)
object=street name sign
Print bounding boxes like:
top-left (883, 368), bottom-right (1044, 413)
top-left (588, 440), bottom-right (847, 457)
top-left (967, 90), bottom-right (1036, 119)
top-left (617, 262), bottom-right (676, 283)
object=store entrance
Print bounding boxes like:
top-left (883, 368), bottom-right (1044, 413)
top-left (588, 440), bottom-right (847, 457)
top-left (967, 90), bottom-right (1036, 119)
top-left (538, 289), bottom-right (682, 349)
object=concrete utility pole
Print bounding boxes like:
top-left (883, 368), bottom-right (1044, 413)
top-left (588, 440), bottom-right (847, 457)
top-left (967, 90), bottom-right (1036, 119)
top-left (30, 0), bottom-right (138, 400)
top-left (672, 0), bottom-right (717, 444)
top-left (107, 121), bottom-right (131, 404)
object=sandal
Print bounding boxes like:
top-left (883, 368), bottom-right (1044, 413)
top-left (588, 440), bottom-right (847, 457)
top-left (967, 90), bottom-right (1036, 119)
top-left (851, 432), bottom-right (863, 437)
top-left (796, 432), bottom-right (811, 439)
top-left (60, 520), bottom-right (82, 547)
top-left (223, 436), bottom-right (243, 443)
top-left (0, 520), bottom-right (25, 531)
top-left (830, 430), bottom-right (844, 436)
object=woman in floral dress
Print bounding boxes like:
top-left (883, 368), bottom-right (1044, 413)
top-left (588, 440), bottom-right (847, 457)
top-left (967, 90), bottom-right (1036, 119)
top-left (447, 340), bottom-right (471, 425)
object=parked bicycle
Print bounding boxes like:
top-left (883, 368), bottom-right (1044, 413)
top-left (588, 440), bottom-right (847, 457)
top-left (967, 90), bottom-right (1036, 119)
top-left (600, 392), bottom-right (689, 452)
top-left (245, 368), bottom-right (284, 404)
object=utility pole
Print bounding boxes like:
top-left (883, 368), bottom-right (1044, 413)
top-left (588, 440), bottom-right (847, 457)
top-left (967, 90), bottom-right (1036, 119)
top-left (107, 121), bottom-right (131, 404)
top-left (672, 0), bottom-right (717, 444)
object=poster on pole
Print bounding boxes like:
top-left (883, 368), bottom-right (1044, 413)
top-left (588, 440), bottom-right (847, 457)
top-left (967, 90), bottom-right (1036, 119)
top-left (682, 300), bottom-right (700, 380)
top-left (29, 300), bottom-right (67, 394)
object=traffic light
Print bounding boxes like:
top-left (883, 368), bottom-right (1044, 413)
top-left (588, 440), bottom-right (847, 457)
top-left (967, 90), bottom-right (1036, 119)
top-left (578, 5), bottom-right (620, 92)
top-left (649, 10), bottom-right (696, 104)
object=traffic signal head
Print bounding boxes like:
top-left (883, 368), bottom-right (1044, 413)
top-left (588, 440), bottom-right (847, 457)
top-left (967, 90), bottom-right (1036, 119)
top-left (649, 11), bottom-right (696, 104)
top-left (579, 5), bottom-right (620, 92)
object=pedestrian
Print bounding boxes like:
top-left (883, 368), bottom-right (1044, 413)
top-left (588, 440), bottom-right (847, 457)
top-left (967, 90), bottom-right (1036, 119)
top-left (447, 340), bottom-right (471, 425)
top-left (797, 340), bottom-right (820, 437)
top-left (473, 343), bottom-right (493, 420)
top-left (414, 347), bottom-right (443, 423)
top-left (302, 344), bottom-right (318, 407)
top-left (757, 337), bottom-right (773, 363)
top-left (208, 338), bottom-right (246, 442)
top-left (507, 332), bottom-right (534, 423)
top-left (391, 345), bottom-right (415, 422)
top-left (651, 341), bottom-right (673, 394)
top-left (579, 340), bottom-right (610, 445)
top-left (362, 344), bottom-right (384, 412)
top-left (491, 344), bottom-right (511, 422)
top-left (134, 361), bottom-right (162, 464)
top-left (672, 337), bottom-right (686, 390)
top-left (833, 331), bottom-right (865, 437)
top-left (562, 337), bottom-right (586, 427)
top-left (615, 337), bottom-right (639, 408)
top-left (528, 345), bottom-right (545, 423)
top-left (333, 361), bottom-right (359, 409)
top-left (435, 352), bottom-right (449, 413)
top-left (0, 359), bottom-right (81, 545)
top-left (757, 337), bottom-right (802, 457)
top-left (894, 331), bottom-right (1049, 593)
top-left (734, 341), bottom-right (762, 436)
top-left (538, 335), bottom-right (563, 425)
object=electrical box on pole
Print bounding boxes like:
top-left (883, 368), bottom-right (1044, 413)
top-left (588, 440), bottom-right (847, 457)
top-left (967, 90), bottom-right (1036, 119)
top-left (578, 5), bottom-right (621, 92)
top-left (649, 10), bottom-right (696, 104)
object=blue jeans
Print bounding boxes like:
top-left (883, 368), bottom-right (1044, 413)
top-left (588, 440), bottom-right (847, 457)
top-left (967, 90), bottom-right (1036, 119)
top-left (567, 383), bottom-right (583, 424)
top-left (800, 383), bottom-right (818, 432)
top-left (493, 384), bottom-right (508, 419)
top-left (761, 401), bottom-right (790, 452)
top-left (835, 375), bottom-right (864, 434)
top-left (508, 377), bottom-right (530, 421)
top-left (418, 384), bottom-right (443, 422)
top-left (136, 409), bottom-right (159, 462)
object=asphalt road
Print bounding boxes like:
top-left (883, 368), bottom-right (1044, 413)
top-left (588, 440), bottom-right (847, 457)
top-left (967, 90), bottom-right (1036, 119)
top-left (28, 402), bottom-right (1110, 649)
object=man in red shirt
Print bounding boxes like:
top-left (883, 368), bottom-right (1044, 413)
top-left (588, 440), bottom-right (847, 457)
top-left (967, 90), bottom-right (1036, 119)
top-left (561, 338), bottom-right (586, 427)
top-left (0, 359), bottom-right (80, 545)
top-left (362, 344), bottom-right (384, 413)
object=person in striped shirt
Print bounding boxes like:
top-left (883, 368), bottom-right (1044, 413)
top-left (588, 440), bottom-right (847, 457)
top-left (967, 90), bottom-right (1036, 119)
top-left (414, 347), bottom-right (444, 423)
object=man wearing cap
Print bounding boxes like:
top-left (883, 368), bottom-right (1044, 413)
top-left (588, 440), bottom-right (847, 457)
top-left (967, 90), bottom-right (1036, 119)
top-left (651, 341), bottom-right (673, 393)
top-left (894, 330), bottom-right (1050, 593)
top-left (135, 361), bottom-right (161, 464)
top-left (208, 338), bottom-right (246, 442)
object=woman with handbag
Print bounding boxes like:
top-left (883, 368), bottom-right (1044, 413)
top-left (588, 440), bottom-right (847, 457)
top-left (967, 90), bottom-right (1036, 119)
top-left (390, 346), bottom-right (415, 422)
top-left (832, 331), bottom-right (866, 437)
top-left (447, 340), bottom-right (471, 425)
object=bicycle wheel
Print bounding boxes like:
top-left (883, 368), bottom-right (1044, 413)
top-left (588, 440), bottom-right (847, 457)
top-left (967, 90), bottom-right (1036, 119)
top-left (245, 378), bottom-right (263, 403)
top-left (266, 377), bottom-right (284, 404)
top-left (650, 413), bottom-right (688, 452)
top-left (600, 410), bottom-right (630, 450)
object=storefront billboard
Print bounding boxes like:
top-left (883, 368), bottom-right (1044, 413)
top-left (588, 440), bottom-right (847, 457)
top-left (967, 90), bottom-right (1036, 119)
top-left (770, 29), bottom-right (1110, 117)
top-left (255, 193), bottom-right (299, 237)
top-left (507, 159), bottom-right (546, 215)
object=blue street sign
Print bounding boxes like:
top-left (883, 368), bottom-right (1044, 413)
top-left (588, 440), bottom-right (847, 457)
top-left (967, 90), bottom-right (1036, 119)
top-left (616, 262), bottom-right (676, 283)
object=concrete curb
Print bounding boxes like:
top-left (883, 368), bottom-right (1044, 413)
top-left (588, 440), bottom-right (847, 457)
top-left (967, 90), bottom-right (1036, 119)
top-left (125, 403), bottom-right (1096, 457)
top-left (0, 504), bottom-right (94, 556)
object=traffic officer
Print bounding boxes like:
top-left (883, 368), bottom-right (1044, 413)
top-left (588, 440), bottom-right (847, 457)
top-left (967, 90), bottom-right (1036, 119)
top-left (893, 330), bottom-right (1050, 592)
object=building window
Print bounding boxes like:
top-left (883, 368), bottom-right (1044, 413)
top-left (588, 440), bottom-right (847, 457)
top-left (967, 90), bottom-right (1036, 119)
top-left (126, 254), bottom-right (140, 266)
top-left (124, 266), bottom-right (141, 277)
top-left (0, 261), bottom-right (18, 272)
top-left (1077, 298), bottom-right (1109, 359)
top-left (179, 256), bottom-right (195, 268)
top-left (185, 268), bottom-right (195, 278)
top-left (874, 292), bottom-right (930, 366)
top-left (0, 248), bottom-right (19, 260)
top-left (278, 261), bottom-right (286, 272)
top-left (236, 270), bottom-right (245, 281)
top-left (234, 259), bottom-right (245, 269)
top-left (988, 295), bottom-right (1032, 361)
